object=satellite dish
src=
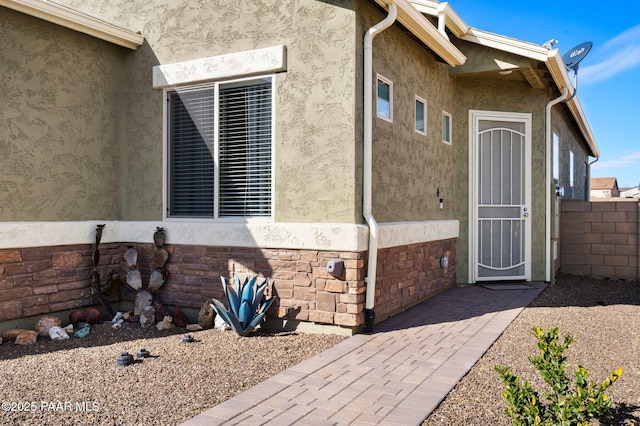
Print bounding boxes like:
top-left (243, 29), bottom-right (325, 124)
top-left (562, 41), bottom-right (592, 71)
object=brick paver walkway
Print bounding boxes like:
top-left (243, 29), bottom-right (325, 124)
top-left (182, 283), bottom-right (545, 426)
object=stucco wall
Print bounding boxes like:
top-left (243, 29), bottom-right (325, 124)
top-left (0, 7), bottom-right (126, 221)
top-left (451, 76), bottom-right (548, 282)
top-left (553, 106), bottom-right (589, 200)
top-left (57, 0), bottom-right (361, 223)
top-left (362, 3), bottom-right (455, 223)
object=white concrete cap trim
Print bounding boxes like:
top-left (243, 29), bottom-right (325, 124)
top-left (152, 45), bottom-right (287, 89)
top-left (0, 0), bottom-right (144, 49)
top-left (0, 220), bottom-right (458, 252)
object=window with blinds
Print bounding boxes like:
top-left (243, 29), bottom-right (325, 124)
top-left (167, 77), bottom-right (273, 219)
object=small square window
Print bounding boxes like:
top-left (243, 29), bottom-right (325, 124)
top-left (415, 96), bottom-right (427, 135)
top-left (377, 74), bottom-right (393, 122)
top-left (442, 111), bottom-right (452, 145)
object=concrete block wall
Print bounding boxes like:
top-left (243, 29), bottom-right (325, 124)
top-left (561, 199), bottom-right (639, 280)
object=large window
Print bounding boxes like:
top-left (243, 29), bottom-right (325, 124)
top-left (166, 77), bottom-right (273, 219)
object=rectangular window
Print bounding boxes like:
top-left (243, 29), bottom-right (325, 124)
top-left (553, 133), bottom-right (559, 181)
top-left (376, 74), bottom-right (393, 122)
top-left (442, 111), bottom-right (452, 144)
top-left (569, 150), bottom-right (574, 198)
top-left (415, 96), bottom-right (427, 135)
top-left (166, 77), bottom-right (273, 219)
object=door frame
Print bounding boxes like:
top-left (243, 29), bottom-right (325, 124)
top-left (468, 110), bottom-right (532, 283)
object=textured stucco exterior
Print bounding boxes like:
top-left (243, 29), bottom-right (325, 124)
top-left (362, 2), bottom-right (455, 223)
top-left (0, 7), bottom-right (126, 220)
top-left (451, 76), bottom-right (548, 282)
top-left (55, 0), bottom-right (361, 223)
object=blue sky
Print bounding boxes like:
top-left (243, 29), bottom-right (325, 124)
top-left (448, 0), bottom-right (640, 188)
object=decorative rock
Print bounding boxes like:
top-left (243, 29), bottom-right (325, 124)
top-left (148, 269), bottom-right (165, 293)
top-left (186, 324), bottom-right (203, 332)
top-left (123, 246), bottom-right (138, 268)
top-left (15, 330), bottom-right (38, 345)
top-left (156, 315), bottom-right (174, 331)
top-left (35, 316), bottom-right (62, 337)
top-left (112, 319), bottom-right (124, 329)
top-left (152, 300), bottom-right (171, 322)
top-left (134, 290), bottom-right (153, 316)
top-left (48, 326), bottom-right (70, 340)
top-left (172, 306), bottom-right (189, 327)
top-left (153, 227), bottom-right (166, 248)
top-left (126, 269), bottom-right (142, 291)
top-left (198, 299), bottom-right (215, 329)
top-left (74, 325), bottom-right (90, 338)
top-left (154, 249), bottom-right (169, 269)
top-left (3, 329), bottom-right (33, 341)
top-left (69, 307), bottom-right (102, 324)
top-left (111, 312), bottom-right (124, 323)
top-left (140, 306), bottom-right (156, 328)
top-left (214, 315), bottom-right (230, 331)
top-left (63, 324), bottom-right (74, 334)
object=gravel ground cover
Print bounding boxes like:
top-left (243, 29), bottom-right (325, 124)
top-left (424, 274), bottom-right (640, 425)
top-left (0, 324), bottom-right (346, 426)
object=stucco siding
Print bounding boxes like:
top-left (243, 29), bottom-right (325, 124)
top-left (362, 2), bottom-right (455, 223)
top-left (56, 0), bottom-right (361, 223)
top-left (452, 77), bottom-right (548, 282)
top-left (0, 7), bottom-right (125, 221)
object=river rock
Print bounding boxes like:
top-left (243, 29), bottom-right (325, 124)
top-left (172, 306), bottom-right (189, 327)
top-left (140, 306), bottom-right (156, 328)
top-left (148, 269), bottom-right (165, 293)
top-left (35, 316), bottom-right (62, 337)
top-left (156, 315), bottom-right (174, 331)
top-left (69, 307), bottom-right (102, 324)
top-left (134, 290), bottom-right (153, 315)
top-left (15, 330), bottom-right (38, 345)
top-left (198, 299), bottom-right (215, 329)
top-left (48, 326), bottom-right (70, 340)
top-left (3, 329), bottom-right (33, 341)
top-left (186, 324), bottom-right (203, 331)
top-left (126, 268), bottom-right (142, 291)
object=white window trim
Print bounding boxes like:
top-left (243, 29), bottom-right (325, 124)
top-left (442, 111), bottom-right (452, 145)
top-left (376, 74), bottom-right (393, 122)
top-left (162, 75), bottom-right (275, 222)
top-left (415, 95), bottom-right (427, 135)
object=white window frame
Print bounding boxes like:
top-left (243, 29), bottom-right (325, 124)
top-left (415, 95), bottom-right (427, 135)
top-left (442, 111), bottom-right (452, 145)
top-left (376, 74), bottom-right (393, 122)
top-left (569, 150), bottom-right (574, 198)
top-left (163, 75), bottom-right (275, 222)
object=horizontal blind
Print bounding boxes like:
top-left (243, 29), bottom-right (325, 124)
top-left (168, 86), bottom-right (216, 217)
top-left (218, 80), bottom-right (272, 217)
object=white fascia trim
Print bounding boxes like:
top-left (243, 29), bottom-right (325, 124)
top-left (374, 0), bottom-right (465, 66)
top-left (0, 0), bottom-right (143, 50)
top-left (546, 50), bottom-right (599, 158)
top-left (0, 220), bottom-right (458, 252)
top-left (152, 45), bottom-right (287, 89)
top-left (408, 0), bottom-right (469, 38)
top-left (462, 28), bottom-right (550, 62)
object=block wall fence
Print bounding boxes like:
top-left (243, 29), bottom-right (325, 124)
top-left (0, 238), bottom-right (457, 330)
top-left (561, 199), bottom-right (640, 280)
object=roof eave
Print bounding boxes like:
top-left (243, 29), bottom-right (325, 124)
top-left (546, 50), bottom-right (600, 158)
top-left (374, 0), bottom-right (466, 66)
top-left (0, 0), bottom-right (144, 50)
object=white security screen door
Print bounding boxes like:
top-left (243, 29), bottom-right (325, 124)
top-left (470, 111), bottom-right (531, 282)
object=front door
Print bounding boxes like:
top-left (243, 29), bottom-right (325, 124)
top-left (470, 111), bottom-right (531, 282)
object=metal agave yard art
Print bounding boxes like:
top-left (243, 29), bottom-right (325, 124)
top-left (211, 275), bottom-right (274, 336)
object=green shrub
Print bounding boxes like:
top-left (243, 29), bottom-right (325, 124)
top-left (495, 327), bottom-right (622, 425)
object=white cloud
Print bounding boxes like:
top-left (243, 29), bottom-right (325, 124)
top-left (591, 150), bottom-right (640, 170)
top-left (580, 24), bottom-right (640, 85)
